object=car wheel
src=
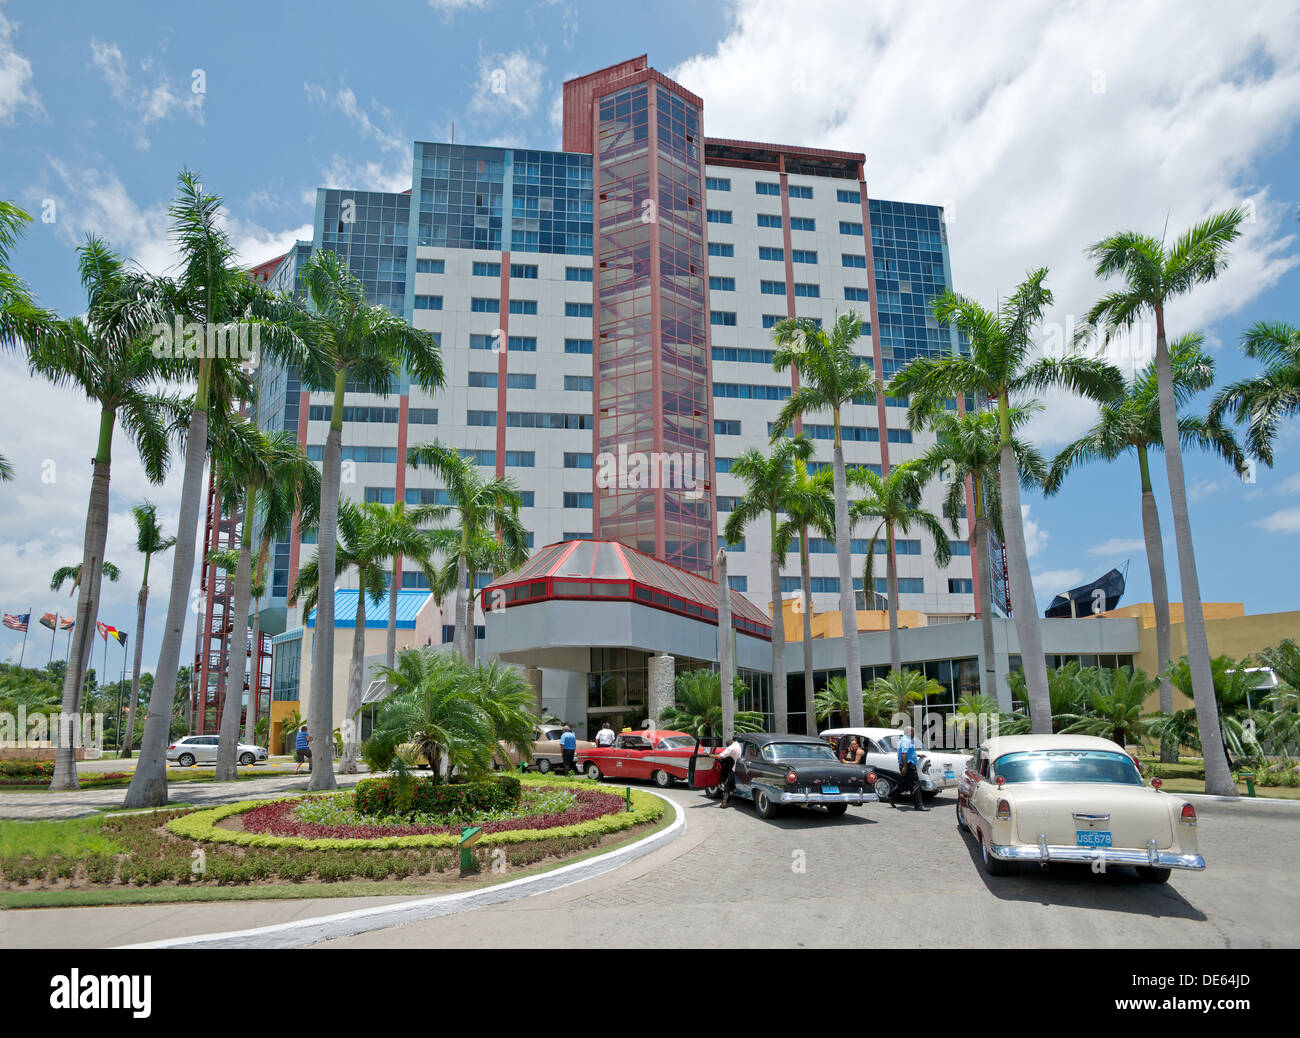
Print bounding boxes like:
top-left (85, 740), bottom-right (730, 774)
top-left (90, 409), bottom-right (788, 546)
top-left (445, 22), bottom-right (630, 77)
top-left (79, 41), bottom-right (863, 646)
top-left (956, 799), bottom-right (970, 833)
top-left (586, 762), bottom-right (602, 781)
top-left (178, 753), bottom-right (195, 768)
top-left (1136, 866), bottom-right (1172, 884)
top-left (537, 758), bottom-right (551, 774)
top-left (239, 752), bottom-right (255, 766)
top-left (980, 832), bottom-right (1011, 876)
top-left (704, 785), bottom-right (721, 799)
top-left (754, 789), bottom-right (779, 819)
top-left (873, 777), bottom-right (893, 800)
top-left (652, 769), bottom-right (673, 788)
top-left (823, 802), bottom-right (848, 817)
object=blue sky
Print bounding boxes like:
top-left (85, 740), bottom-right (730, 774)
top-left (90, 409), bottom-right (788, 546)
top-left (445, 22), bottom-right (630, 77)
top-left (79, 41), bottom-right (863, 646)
top-left (0, 0), bottom-right (1297, 668)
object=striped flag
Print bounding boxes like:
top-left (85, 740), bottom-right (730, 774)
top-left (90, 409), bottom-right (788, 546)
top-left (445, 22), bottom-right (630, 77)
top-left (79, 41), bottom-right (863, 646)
top-left (3, 613), bottom-right (29, 632)
top-left (110, 629), bottom-right (128, 648)
top-left (39, 612), bottom-right (58, 631)
top-left (59, 616), bottom-right (75, 631)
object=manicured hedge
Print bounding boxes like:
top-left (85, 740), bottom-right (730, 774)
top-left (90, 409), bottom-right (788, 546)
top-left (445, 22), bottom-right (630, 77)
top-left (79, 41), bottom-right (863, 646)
top-left (167, 780), bottom-right (666, 850)
top-left (0, 760), bottom-right (55, 780)
top-left (353, 774), bottom-right (521, 819)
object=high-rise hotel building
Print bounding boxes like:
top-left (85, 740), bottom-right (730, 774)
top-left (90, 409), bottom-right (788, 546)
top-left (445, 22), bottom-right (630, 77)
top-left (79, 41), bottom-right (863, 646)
top-left (253, 57), bottom-right (991, 661)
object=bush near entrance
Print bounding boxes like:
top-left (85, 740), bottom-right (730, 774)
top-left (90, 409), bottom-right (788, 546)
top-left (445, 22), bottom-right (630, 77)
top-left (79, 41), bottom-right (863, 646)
top-left (352, 774), bottom-right (522, 818)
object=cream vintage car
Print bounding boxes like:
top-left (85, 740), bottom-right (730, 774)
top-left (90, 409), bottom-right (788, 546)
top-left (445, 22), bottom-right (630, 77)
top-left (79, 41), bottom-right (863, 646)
top-left (956, 734), bottom-right (1205, 883)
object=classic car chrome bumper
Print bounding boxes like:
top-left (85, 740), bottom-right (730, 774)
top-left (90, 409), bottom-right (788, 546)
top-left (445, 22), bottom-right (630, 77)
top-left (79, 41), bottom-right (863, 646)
top-left (990, 837), bottom-right (1206, 870)
top-left (777, 790), bottom-right (880, 805)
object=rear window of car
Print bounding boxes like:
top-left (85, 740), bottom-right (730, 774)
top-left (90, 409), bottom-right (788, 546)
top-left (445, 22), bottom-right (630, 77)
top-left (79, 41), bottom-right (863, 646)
top-left (993, 750), bottom-right (1143, 786)
top-left (657, 736), bottom-right (694, 749)
top-left (876, 735), bottom-right (900, 752)
top-left (762, 743), bottom-right (839, 762)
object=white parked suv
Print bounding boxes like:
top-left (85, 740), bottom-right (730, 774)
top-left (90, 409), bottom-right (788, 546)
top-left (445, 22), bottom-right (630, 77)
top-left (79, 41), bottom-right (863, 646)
top-left (166, 735), bottom-right (268, 767)
top-left (821, 726), bottom-right (972, 800)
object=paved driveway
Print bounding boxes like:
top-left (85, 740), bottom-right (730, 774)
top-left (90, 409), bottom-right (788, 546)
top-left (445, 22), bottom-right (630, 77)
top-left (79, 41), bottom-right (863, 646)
top-left (316, 788), bottom-right (1299, 948)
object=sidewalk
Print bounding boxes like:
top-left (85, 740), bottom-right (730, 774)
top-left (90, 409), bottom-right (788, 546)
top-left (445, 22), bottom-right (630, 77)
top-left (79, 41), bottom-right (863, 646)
top-left (0, 769), bottom-right (371, 819)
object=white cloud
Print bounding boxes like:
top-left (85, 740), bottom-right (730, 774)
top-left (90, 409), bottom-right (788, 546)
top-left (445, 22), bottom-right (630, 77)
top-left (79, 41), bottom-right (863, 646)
top-left (1087, 537), bottom-right (1146, 557)
top-left (0, 8), bottom-right (41, 123)
top-left (670, 0), bottom-right (1300, 448)
top-left (310, 154), bottom-right (412, 198)
top-left (302, 83), bottom-right (405, 154)
top-left (1020, 504), bottom-right (1048, 558)
top-left (1033, 569), bottom-right (1086, 596)
top-left (427, 0), bottom-right (487, 15)
top-left (89, 40), bottom-right (203, 150)
top-left (470, 48), bottom-right (546, 118)
top-left (1255, 508), bottom-right (1300, 533)
top-left (1274, 472), bottom-right (1300, 495)
top-left (1188, 478), bottom-right (1222, 503)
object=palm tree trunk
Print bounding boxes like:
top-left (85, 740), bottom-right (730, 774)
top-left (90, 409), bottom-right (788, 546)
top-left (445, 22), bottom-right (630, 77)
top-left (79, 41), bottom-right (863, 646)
top-left (886, 523), bottom-right (901, 674)
top-left (717, 549), bottom-right (735, 741)
top-left (997, 394), bottom-right (1051, 734)
top-left (244, 601), bottom-right (260, 747)
top-left (306, 370), bottom-right (346, 792)
top-left (341, 586), bottom-right (366, 773)
top-left (51, 408), bottom-right (115, 791)
top-left (1136, 445), bottom-right (1176, 762)
top-left (465, 570), bottom-right (477, 667)
top-left (799, 531), bottom-right (815, 736)
top-left (768, 511), bottom-right (787, 732)
top-left (125, 382), bottom-right (209, 808)
top-left (455, 547), bottom-right (469, 663)
top-left (972, 475), bottom-right (998, 704)
top-left (832, 419), bottom-right (863, 727)
top-left (215, 496), bottom-right (254, 782)
top-left (121, 570), bottom-right (149, 759)
top-left (386, 555), bottom-right (400, 670)
top-left (1152, 308), bottom-right (1234, 795)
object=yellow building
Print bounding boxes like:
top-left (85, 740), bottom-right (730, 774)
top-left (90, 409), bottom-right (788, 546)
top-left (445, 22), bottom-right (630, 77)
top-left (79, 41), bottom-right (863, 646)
top-left (777, 597), bottom-right (930, 640)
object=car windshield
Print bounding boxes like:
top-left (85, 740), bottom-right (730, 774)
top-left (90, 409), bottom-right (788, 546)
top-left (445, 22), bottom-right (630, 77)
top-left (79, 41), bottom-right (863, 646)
top-left (762, 743), bottom-right (839, 762)
top-left (657, 736), bottom-right (695, 749)
top-left (993, 750), bottom-right (1143, 786)
top-left (876, 735), bottom-right (900, 752)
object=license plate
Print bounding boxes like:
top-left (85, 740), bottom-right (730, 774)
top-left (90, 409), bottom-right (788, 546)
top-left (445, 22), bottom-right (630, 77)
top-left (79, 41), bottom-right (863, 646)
top-left (944, 769), bottom-right (955, 779)
top-left (1075, 829), bottom-right (1112, 847)
top-left (822, 785), bottom-right (839, 795)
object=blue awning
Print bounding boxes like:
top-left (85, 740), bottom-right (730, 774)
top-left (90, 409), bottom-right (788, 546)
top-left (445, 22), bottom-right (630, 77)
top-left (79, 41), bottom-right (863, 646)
top-left (307, 588), bottom-right (431, 630)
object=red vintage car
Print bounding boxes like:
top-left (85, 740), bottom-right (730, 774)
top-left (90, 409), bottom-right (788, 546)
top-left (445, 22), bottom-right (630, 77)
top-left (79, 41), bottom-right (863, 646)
top-left (578, 729), bottom-right (722, 788)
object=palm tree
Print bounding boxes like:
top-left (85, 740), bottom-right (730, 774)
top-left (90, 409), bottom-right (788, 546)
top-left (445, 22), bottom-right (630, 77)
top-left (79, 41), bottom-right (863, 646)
top-left (428, 525), bottom-right (529, 665)
top-left (1081, 207), bottom-right (1248, 795)
top-left (774, 458), bottom-right (835, 730)
top-left (465, 659), bottom-right (541, 772)
top-left (364, 501), bottom-right (441, 671)
top-left (27, 237), bottom-right (178, 791)
top-left (1004, 660), bottom-right (1093, 734)
top-left (722, 434), bottom-right (815, 732)
top-left (659, 668), bottom-right (764, 741)
top-left (1254, 639), bottom-right (1300, 698)
top-left (291, 499), bottom-right (387, 774)
top-left (1058, 666), bottom-right (1159, 748)
top-left (771, 313), bottom-right (879, 727)
top-left (50, 560), bottom-right (122, 595)
top-left (1045, 333), bottom-right (1245, 760)
top-left (1211, 321), bottom-right (1300, 467)
top-left (890, 269), bottom-right (1123, 734)
top-left (120, 504), bottom-right (175, 759)
top-left (868, 668), bottom-right (946, 728)
top-left (813, 675), bottom-right (896, 727)
top-left (405, 441), bottom-right (525, 665)
top-left (1167, 655), bottom-right (1264, 769)
top-left (912, 404), bottom-right (1046, 702)
top-left (848, 460), bottom-right (953, 675)
top-left (126, 170), bottom-right (313, 809)
top-left (298, 249), bottom-right (443, 792)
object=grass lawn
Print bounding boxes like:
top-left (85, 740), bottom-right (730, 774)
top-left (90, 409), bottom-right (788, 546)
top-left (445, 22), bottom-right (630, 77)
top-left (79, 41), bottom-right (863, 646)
top-left (0, 767), bottom-right (302, 791)
top-left (1156, 777), bottom-right (1300, 800)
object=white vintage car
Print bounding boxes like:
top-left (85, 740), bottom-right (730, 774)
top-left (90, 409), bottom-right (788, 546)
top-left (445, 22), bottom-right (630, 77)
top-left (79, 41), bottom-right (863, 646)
top-left (955, 734), bottom-right (1205, 883)
top-left (821, 726), bottom-right (972, 799)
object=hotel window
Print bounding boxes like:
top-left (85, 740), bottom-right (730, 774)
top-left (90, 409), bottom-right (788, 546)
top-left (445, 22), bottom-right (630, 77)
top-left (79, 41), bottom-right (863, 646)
top-left (509, 299), bottom-right (537, 315)
top-left (510, 263), bottom-right (539, 279)
top-left (714, 419), bottom-right (741, 435)
top-left (507, 373), bottom-right (536, 389)
top-left (758, 246), bottom-right (784, 262)
top-left (518, 491), bottom-right (535, 507)
top-left (467, 372), bottom-right (498, 389)
top-left (564, 531), bottom-right (593, 540)
top-left (842, 254), bottom-right (867, 268)
top-left (565, 375), bottom-right (593, 391)
top-left (716, 496), bottom-right (739, 511)
top-left (715, 457), bottom-right (733, 472)
top-left (564, 338), bottom-right (593, 354)
top-left (473, 262), bottom-right (501, 277)
top-left (707, 209), bottom-right (733, 224)
top-left (755, 182), bottom-right (780, 196)
top-left (416, 258), bottom-right (444, 273)
top-left (564, 452), bottom-right (592, 469)
top-left (466, 409), bottom-right (497, 426)
top-left (364, 487), bottom-right (396, 504)
top-left (727, 575), bottom-right (748, 592)
top-left (839, 221), bottom-right (864, 236)
top-left (792, 250), bottom-right (817, 264)
top-left (508, 336), bottom-right (537, 351)
top-left (565, 302), bottom-right (593, 317)
top-left (793, 282), bottom-right (820, 298)
top-left (471, 297), bottom-right (500, 313)
top-left (715, 383), bottom-right (791, 400)
top-left (705, 177), bottom-right (731, 191)
top-left (505, 451), bottom-right (535, 467)
top-left (845, 287), bottom-right (869, 301)
top-left (408, 407), bottom-right (439, 423)
top-left (760, 280), bottom-right (787, 295)
top-left (757, 213), bottom-right (782, 228)
top-left (710, 310), bottom-right (737, 326)
top-left (565, 266), bottom-right (593, 281)
top-left (949, 541), bottom-right (972, 556)
top-left (837, 189), bottom-right (861, 204)
top-left (790, 217), bottom-right (815, 231)
top-left (709, 276), bottom-right (735, 291)
top-left (414, 295), bottom-right (442, 310)
top-left (564, 492), bottom-right (594, 508)
top-left (788, 184), bottom-right (813, 199)
top-left (876, 578), bottom-right (925, 594)
top-left (469, 333), bottom-right (497, 350)
top-left (708, 241), bottom-right (734, 257)
top-left (861, 322), bottom-right (872, 336)
top-left (761, 314), bottom-right (784, 329)
top-left (713, 346), bottom-right (776, 364)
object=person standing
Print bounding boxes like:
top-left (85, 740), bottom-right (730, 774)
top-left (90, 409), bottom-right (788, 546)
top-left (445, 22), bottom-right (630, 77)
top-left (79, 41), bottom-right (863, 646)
top-left (715, 732), bottom-right (743, 807)
top-left (890, 725), bottom-right (928, 811)
top-left (560, 723), bottom-right (578, 776)
top-left (293, 725), bottom-right (313, 774)
top-left (595, 722), bottom-right (616, 748)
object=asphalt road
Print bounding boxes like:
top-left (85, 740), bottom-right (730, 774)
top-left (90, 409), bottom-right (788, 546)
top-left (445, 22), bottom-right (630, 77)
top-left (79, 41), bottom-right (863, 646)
top-left (315, 786), bottom-right (1300, 949)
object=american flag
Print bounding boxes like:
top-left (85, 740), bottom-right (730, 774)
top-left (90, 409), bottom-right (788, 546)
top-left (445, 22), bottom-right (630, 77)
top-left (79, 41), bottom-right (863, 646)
top-left (3, 613), bottom-right (30, 632)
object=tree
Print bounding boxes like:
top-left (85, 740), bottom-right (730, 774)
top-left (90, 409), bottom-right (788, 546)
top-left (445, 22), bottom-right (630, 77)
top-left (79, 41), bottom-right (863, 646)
top-left (912, 404), bottom-right (1046, 702)
top-left (1210, 321), bottom-right (1300, 467)
top-left (405, 441), bottom-right (525, 666)
top-left (464, 659), bottom-right (541, 772)
top-left (27, 237), bottom-right (179, 791)
top-left (1082, 207), bottom-right (1248, 795)
top-left (126, 170), bottom-right (313, 809)
top-left (722, 433), bottom-right (815, 732)
top-left (1166, 655), bottom-right (1264, 768)
top-left (1058, 666), bottom-right (1159, 748)
top-left (364, 501), bottom-right (441, 671)
top-left (1045, 333), bottom-right (1245, 760)
top-left (428, 525), bottom-right (529, 663)
top-left (771, 313), bottom-right (879, 727)
top-left (658, 669), bottom-right (764, 741)
top-left (297, 249), bottom-right (443, 792)
top-left (848, 460), bottom-right (953, 675)
top-left (50, 560), bottom-right (121, 595)
top-left (891, 269), bottom-right (1123, 733)
top-left (1004, 660), bottom-right (1093, 734)
top-left (813, 675), bottom-right (896, 727)
top-left (291, 499), bottom-right (387, 774)
top-left (868, 668), bottom-right (946, 727)
top-left (774, 458), bottom-right (835, 731)
top-left (120, 504), bottom-right (175, 759)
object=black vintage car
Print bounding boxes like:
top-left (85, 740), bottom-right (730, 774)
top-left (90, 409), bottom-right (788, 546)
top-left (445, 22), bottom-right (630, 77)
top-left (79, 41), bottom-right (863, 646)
top-left (690, 733), bottom-right (879, 819)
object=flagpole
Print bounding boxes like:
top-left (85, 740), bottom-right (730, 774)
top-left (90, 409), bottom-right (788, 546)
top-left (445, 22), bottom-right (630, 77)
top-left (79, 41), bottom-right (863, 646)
top-left (117, 637), bottom-right (127, 754)
top-left (48, 613), bottom-right (58, 665)
top-left (101, 625), bottom-right (108, 697)
top-left (65, 625), bottom-right (72, 666)
top-left (18, 608), bottom-right (29, 668)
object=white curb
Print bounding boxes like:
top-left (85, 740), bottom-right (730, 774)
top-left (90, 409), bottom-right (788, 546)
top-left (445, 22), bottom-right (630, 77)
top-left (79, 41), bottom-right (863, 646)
top-left (118, 788), bottom-right (684, 949)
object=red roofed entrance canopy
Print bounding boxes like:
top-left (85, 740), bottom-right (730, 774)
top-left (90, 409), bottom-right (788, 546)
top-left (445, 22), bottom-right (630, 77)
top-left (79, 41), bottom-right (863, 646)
top-left (481, 540), bottom-right (772, 641)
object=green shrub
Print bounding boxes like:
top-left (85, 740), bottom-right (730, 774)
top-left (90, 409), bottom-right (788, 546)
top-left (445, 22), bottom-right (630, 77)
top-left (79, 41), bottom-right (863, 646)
top-left (353, 774), bottom-right (522, 819)
top-left (0, 759), bottom-right (55, 780)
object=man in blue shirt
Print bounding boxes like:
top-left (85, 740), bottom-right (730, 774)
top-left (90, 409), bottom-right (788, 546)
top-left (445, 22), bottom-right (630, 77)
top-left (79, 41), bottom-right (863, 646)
top-left (560, 724), bottom-right (577, 776)
top-left (293, 725), bottom-right (313, 774)
top-left (890, 725), bottom-right (929, 811)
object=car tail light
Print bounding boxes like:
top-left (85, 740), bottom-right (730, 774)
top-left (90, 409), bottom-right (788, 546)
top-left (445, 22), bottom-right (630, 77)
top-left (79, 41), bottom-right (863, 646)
top-left (1180, 802), bottom-right (1197, 826)
top-left (786, 770), bottom-right (798, 785)
top-left (1151, 777), bottom-right (1162, 789)
top-left (995, 775), bottom-right (1006, 787)
top-left (167, 744), bottom-right (175, 750)
top-left (866, 770), bottom-right (877, 784)
top-left (996, 798), bottom-right (1011, 820)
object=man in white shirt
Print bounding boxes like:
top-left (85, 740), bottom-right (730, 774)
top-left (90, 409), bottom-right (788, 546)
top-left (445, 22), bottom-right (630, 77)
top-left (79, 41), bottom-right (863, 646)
top-left (715, 734), bottom-right (743, 807)
top-left (595, 722), bottom-right (615, 747)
